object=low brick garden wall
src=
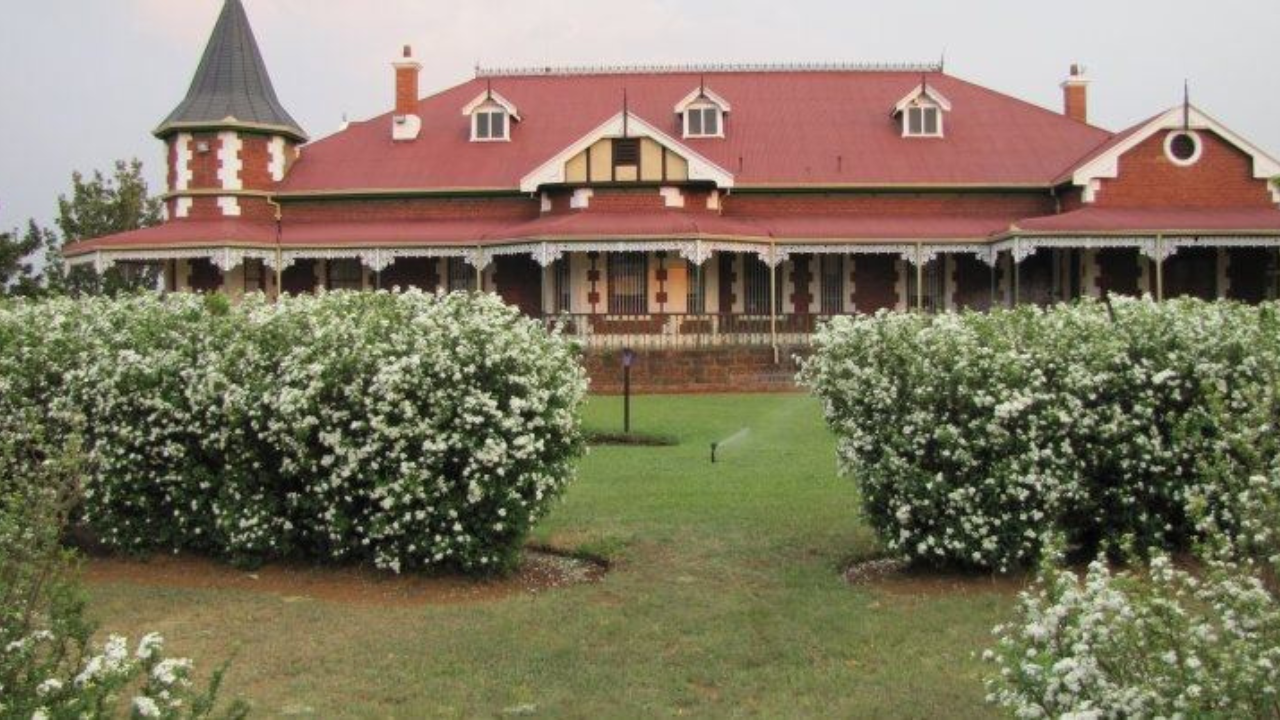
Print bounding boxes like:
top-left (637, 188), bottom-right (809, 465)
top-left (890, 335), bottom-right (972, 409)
top-left (584, 346), bottom-right (807, 394)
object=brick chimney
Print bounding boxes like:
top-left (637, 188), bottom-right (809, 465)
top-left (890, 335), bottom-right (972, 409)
top-left (1061, 63), bottom-right (1089, 124)
top-left (392, 45), bottom-right (422, 141)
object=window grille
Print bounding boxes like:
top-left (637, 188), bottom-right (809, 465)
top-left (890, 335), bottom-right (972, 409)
top-left (446, 257), bottom-right (476, 292)
top-left (553, 257), bottom-right (571, 313)
top-left (326, 259), bottom-right (363, 291)
top-left (686, 259), bottom-right (706, 313)
top-left (608, 252), bottom-right (648, 314)
top-left (743, 255), bottom-right (781, 315)
top-left (820, 255), bottom-right (844, 313)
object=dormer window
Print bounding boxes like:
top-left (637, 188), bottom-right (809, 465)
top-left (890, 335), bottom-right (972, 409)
top-left (906, 105), bottom-right (941, 137)
top-left (893, 79), bottom-right (952, 139)
top-left (473, 109), bottom-right (508, 141)
top-left (685, 104), bottom-right (721, 138)
top-left (462, 88), bottom-right (520, 143)
top-left (675, 84), bottom-right (731, 139)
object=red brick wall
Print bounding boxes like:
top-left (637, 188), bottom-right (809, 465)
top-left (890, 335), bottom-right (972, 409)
top-left (789, 255), bottom-right (813, 313)
top-left (166, 139), bottom-right (179, 192)
top-left (1096, 131), bottom-right (1274, 208)
top-left (723, 191), bottom-right (1055, 218)
top-left (238, 135), bottom-right (275, 191)
top-left (584, 347), bottom-right (806, 394)
top-left (395, 65), bottom-right (418, 116)
top-left (852, 254), bottom-right (898, 311)
top-left (1058, 187), bottom-right (1085, 212)
top-left (283, 196), bottom-right (539, 222)
top-left (586, 188), bottom-right (668, 212)
top-left (187, 133), bottom-right (222, 189)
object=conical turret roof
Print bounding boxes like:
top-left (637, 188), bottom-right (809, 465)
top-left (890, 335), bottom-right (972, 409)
top-left (155, 0), bottom-right (307, 141)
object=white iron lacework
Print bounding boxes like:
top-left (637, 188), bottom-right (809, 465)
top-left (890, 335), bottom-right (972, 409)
top-left (65, 237), bottom-right (1280, 275)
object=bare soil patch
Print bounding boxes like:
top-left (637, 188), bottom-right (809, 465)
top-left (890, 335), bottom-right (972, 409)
top-left (83, 549), bottom-right (606, 607)
top-left (844, 557), bottom-right (1027, 597)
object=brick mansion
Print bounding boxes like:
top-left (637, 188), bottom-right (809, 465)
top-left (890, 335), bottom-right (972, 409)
top-left (65, 0), bottom-right (1280, 349)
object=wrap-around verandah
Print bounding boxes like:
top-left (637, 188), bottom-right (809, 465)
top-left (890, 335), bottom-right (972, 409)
top-left (66, 233), bottom-right (1280, 349)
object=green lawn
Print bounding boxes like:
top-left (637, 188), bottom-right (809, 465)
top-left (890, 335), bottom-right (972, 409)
top-left (87, 394), bottom-right (1015, 718)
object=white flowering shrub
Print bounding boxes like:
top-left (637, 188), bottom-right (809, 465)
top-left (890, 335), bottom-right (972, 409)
top-left (983, 548), bottom-right (1280, 718)
top-left (800, 298), bottom-right (1280, 570)
top-left (0, 291), bottom-right (587, 574)
top-left (0, 429), bottom-right (244, 719)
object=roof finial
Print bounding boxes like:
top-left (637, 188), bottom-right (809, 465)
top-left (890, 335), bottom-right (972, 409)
top-left (486, 78), bottom-right (493, 101)
top-left (622, 88), bottom-right (630, 137)
top-left (1183, 79), bottom-right (1191, 130)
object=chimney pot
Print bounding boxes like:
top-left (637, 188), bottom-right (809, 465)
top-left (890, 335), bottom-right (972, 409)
top-left (1061, 64), bottom-right (1090, 124)
top-left (403, 45), bottom-right (412, 59)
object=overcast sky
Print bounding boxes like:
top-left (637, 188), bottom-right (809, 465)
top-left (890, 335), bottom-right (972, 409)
top-left (2, 0), bottom-right (1278, 232)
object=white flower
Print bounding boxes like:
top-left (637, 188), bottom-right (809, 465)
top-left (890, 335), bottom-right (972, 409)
top-left (35, 678), bottom-right (63, 696)
top-left (133, 696), bottom-right (162, 718)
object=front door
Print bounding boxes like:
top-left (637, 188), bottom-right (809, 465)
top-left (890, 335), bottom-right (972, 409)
top-left (494, 255), bottom-right (543, 316)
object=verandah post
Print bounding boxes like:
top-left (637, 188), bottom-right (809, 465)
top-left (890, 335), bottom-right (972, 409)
top-left (274, 247), bottom-right (283, 299)
top-left (915, 242), bottom-right (924, 312)
top-left (1013, 238), bottom-right (1021, 306)
top-left (1154, 234), bottom-right (1164, 301)
top-left (769, 245), bottom-right (779, 364)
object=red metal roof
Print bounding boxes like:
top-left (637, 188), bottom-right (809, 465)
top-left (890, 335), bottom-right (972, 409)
top-left (280, 70), bottom-right (1112, 193)
top-left (64, 220), bottom-right (277, 253)
top-left (489, 211), bottom-right (769, 241)
top-left (758, 214), bottom-right (1012, 241)
top-left (66, 211), bottom-right (1027, 256)
top-left (1015, 207), bottom-right (1280, 234)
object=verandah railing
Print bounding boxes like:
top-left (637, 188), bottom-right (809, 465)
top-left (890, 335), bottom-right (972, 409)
top-left (540, 313), bottom-right (852, 349)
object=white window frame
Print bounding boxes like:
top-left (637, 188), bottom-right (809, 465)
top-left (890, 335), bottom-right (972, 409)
top-left (683, 102), bottom-right (724, 139)
top-left (1164, 130), bottom-right (1203, 167)
top-left (903, 104), bottom-right (943, 138)
top-left (471, 109), bottom-right (509, 142)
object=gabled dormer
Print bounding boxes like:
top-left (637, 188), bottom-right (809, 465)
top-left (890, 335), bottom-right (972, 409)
top-left (674, 83), bottom-right (731, 139)
top-left (462, 87), bottom-right (520, 142)
top-left (893, 79), bottom-right (951, 138)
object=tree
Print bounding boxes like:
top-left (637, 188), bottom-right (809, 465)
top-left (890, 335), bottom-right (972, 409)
top-left (46, 159), bottom-right (164, 296)
top-left (0, 219), bottom-right (51, 298)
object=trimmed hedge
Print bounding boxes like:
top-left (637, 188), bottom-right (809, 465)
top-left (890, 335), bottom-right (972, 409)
top-left (800, 297), bottom-right (1280, 571)
top-left (0, 291), bottom-right (587, 574)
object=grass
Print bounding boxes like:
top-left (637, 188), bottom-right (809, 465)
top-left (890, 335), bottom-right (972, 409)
top-left (86, 394), bottom-right (1016, 718)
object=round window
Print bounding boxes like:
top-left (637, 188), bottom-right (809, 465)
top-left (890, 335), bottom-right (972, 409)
top-left (1165, 131), bottom-right (1202, 166)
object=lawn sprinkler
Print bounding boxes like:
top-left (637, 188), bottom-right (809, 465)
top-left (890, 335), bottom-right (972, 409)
top-left (710, 442), bottom-right (718, 463)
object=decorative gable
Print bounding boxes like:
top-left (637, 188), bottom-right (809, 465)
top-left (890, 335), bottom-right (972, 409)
top-left (461, 89), bottom-right (521, 142)
top-left (519, 112), bottom-right (735, 192)
top-left (1069, 105), bottom-right (1280, 204)
top-left (893, 81), bottom-right (951, 138)
top-left (674, 84), bottom-right (731, 139)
